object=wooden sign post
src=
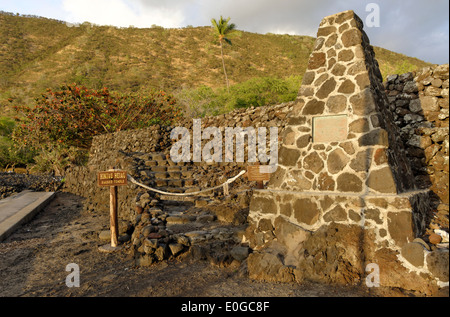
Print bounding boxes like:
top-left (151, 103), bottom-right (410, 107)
top-left (247, 163), bottom-right (271, 189)
top-left (109, 185), bottom-right (119, 247)
top-left (97, 168), bottom-right (127, 252)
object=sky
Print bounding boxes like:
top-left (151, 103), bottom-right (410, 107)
top-left (0, 0), bottom-right (448, 65)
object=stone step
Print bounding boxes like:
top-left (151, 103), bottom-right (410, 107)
top-left (156, 160), bottom-right (169, 167)
top-left (164, 212), bottom-right (220, 236)
top-left (150, 166), bottom-right (167, 173)
top-left (152, 153), bottom-right (167, 161)
top-left (143, 160), bottom-right (173, 168)
top-left (160, 200), bottom-right (195, 207)
top-left (144, 160), bottom-right (157, 167)
top-left (184, 188), bottom-right (212, 197)
top-left (159, 187), bottom-right (185, 193)
top-left (167, 171), bottom-right (183, 179)
top-left (194, 199), bottom-right (212, 207)
top-left (156, 187), bottom-right (212, 197)
top-left (164, 206), bottom-right (188, 214)
top-left (153, 172), bottom-right (169, 179)
top-left (150, 179), bottom-right (198, 188)
top-left (159, 195), bottom-right (196, 202)
top-left (167, 179), bottom-right (183, 187)
top-left (166, 215), bottom-right (197, 225)
top-left (153, 159), bottom-right (189, 167)
top-left (183, 179), bottom-right (196, 187)
top-left (183, 227), bottom-right (242, 245)
top-left (158, 194), bottom-right (212, 206)
top-left (145, 166), bottom-right (194, 174)
top-left (166, 166), bottom-right (188, 172)
top-left (155, 172), bottom-right (193, 180)
top-left (154, 179), bottom-right (169, 187)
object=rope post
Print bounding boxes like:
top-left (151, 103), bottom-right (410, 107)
top-left (223, 183), bottom-right (229, 196)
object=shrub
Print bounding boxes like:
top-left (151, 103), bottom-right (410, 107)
top-left (12, 84), bottom-right (182, 173)
top-left (227, 76), bottom-right (301, 109)
top-left (175, 75), bottom-right (302, 117)
top-left (0, 116), bottom-right (35, 168)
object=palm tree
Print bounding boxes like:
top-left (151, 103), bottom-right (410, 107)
top-left (211, 16), bottom-right (236, 93)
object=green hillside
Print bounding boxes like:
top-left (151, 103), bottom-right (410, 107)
top-left (0, 11), bottom-right (432, 116)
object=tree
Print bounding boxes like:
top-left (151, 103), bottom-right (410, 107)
top-left (211, 16), bottom-right (236, 93)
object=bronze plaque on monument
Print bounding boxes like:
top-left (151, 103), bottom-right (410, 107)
top-left (313, 115), bottom-right (348, 143)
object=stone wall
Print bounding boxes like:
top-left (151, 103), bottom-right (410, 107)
top-left (63, 103), bottom-right (293, 221)
top-left (384, 65), bottom-right (449, 232)
top-left (64, 125), bottom-right (166, 221)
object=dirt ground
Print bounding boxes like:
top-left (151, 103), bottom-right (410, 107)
top-left (0, 191), bottom-right (420, 298)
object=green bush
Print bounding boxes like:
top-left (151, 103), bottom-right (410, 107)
top-left (12, 84), bottom-right (182, 173)
top-left (0, 116), bottom-right (15, 136)
top-left (228, 76), bottom-right (301, 108)
top-left (176, 75), bottom-right (302, 117)
top-left (0, 116), bottom-right (36, 168)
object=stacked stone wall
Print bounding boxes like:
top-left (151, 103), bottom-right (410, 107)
top-left (384, 65), bottom-right (449, 232)
top-left (64, 125), bottom-right (166, 221)
top-left (63, 103), bottom-right (292, 221)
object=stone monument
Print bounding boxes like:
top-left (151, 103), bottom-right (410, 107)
top-left (245, 10), bottom-right (435, 290)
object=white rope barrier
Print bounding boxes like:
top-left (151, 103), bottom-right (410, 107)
top-left (127, 170), bottom-right (246, 196)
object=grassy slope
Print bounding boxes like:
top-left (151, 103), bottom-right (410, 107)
top-left (0, 11), bottom-right (432, 116)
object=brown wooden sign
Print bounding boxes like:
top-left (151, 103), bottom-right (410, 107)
top-left (97, 170), bottom-right (128, 187)
top-left (247, 165), bottom-right (271, 182)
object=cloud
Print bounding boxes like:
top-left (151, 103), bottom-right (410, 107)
top-left (361, 1), bottom-right (449, 64)
top-left (185, 0), bottom-right (364, 35)
top-left (61, 0), bottom-right (186, 27)
top-left (181, 0), bottom-right (448, 64)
